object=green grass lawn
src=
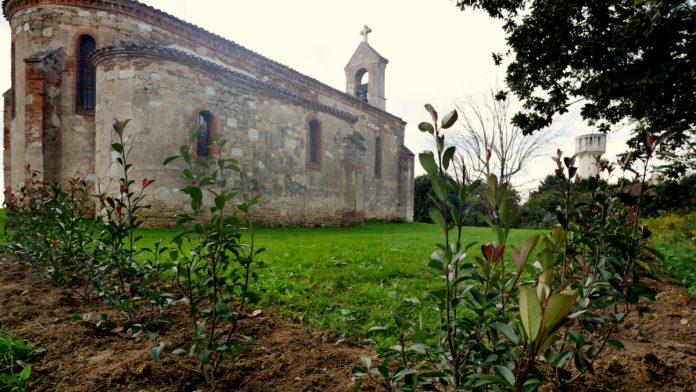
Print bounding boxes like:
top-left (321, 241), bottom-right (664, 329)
top-left (137, 222), bottom-right (540, 346)
top-left (0, 208), bottom-right (541, 347)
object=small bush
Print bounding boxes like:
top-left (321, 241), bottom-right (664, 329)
top-left (0, 332), bottom-right (42, 392)
top-left (154, 127), bottom-right (263, 390)
top-left (646, 214), bottom-right (696, 297)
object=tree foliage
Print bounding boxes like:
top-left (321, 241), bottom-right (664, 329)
top-left (456, 0), bottom-right (696, 163)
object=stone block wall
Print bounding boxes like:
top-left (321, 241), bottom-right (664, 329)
top-left (3, 0), bottom-right (414, 225)
top-left (92, 48), bottom-right (408, 226)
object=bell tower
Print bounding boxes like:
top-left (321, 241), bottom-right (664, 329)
top-left (345, 25), bottom-right (388, 110)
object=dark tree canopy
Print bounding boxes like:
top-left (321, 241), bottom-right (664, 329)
top-left (457, 1), bottom-right (696, 154)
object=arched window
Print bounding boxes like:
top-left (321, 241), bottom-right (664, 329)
top-left (197, 111), bottom-right (213, 157)
top-left (354, 68), bottom-right (368, 103)
top-left (308, 119), bottom-right (321, 167)
top-left (76, 35), bottom-right (96, 112)
top-left (375, 136), bottom-right (382, 178)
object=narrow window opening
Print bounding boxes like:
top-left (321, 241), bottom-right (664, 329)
top-left (375, 136), bottom-right (382, 178)
top-left (354, 68), bottom-right (368, 103)
top-left (308, 119), bottom-right (321, 166)
top-left (76, 35), bottom-right (96, 113)
top-left (197, 111), bottom-right (213, 157)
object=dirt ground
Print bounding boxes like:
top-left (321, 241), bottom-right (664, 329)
top-left (568, 274), bottom-right (696, 392)
top-left (1, 256), bottom-right (695, 391)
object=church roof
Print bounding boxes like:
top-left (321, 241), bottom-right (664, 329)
top-left (90, 44), bottom-right (359, 124)
top-left (2, 0), bottom-right (405, 125)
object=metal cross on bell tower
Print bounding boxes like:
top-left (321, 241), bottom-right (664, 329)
top-left (360, 25), bottom-right (372, 43)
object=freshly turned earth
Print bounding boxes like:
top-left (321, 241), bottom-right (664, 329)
top-left (0, 257), bottom-right (368, 391)
top-left (1, 256), bottom-right (695, 391)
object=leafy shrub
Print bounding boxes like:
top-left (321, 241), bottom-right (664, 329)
top-left (93, 119), bottom-right (170, 329)
top-left (414, 173), bottom-right (521, 227)
top-left (0, 332), bottom-right (42, 392)
top-left (353, 104), bottom-right (660, 391)
top-left (153, 127), bottom-right (263, 390)
top-left (642, 173), bottom-right (696, 217)
top-left (646, 214), bottom-right (696, 297)
top-left (44, 179), bottom-right (103, 302)
top-left (646, 212), bottom-right (696, 243)
top-left (2, 166), bottom-right (56, 266)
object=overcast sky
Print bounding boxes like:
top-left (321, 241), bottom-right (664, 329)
top-left (0, 0), bottom-right (633, 203)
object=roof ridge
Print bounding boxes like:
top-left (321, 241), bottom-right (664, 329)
top-left (90, 44), bottom-right (360, 124)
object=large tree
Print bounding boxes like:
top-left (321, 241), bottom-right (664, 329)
top-left (456, 0), bottom-right (696, 169)
top-left (449, 88), bottom-right (553, 185)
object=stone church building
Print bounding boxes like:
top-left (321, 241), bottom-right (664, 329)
top-left (2, 0), bottom-right (414, 226)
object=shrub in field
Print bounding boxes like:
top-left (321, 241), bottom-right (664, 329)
top-left (646, 212), bottom-right (696, 243)
top-left (2, 166), bottom-right (55, 266)
top-left (4, 121), bottom-right (168, 318)
top-left (44, 178), bottom-right (103, 302)
top-left (0, 332), bottom-right (42, 392)
top-left (3, 170), bottom-right (102, 302)
top-left (645, 213), bottom-right (696, 297)
top-left (93, 119), bottom-right (170, 329)
top-left (153, 127), bottom-right (263, 390)
top-left (353, 105), bottom-right (661, 391)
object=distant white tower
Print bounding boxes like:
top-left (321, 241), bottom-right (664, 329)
top-left (575, 134), bottom-right (607, 178)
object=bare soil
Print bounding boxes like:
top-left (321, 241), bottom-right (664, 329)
top-left (568, 275), bottom-right (696, 392)
top-left (1, 256), bottom-right (695, 391)
top-left (0, 257), bottom-right (368, 391)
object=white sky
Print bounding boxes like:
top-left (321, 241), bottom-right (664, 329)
top-left (0, 0), bottom-right (633, 204)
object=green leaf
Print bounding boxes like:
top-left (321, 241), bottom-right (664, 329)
top-left (393, 367), bottom-right (416, 381)
top-left (18, 364), bottom-right (31, 380)
top-left (424, 104), bottom-right (438, 123)
top-left (543, 290), bottom-right (578, 331)
top-left (214, 194), bottom-right (226, 211)
top-left (352, 367), bottom-right (369, 377)
top-left (607, 339), bottom-right (625, 349)
top-left (199, 349), bottom-right (212, 365)
top-left (419, 152), bottom-right (439, 177)
top-left (468, 373), bottom-right (506, 387)
top-left (111, 143), bottom-right (123, 153)
top-left (163, 155), bottom-right (180, 166)
top-left (519, 286), bottom-right (542, 342)
top-left (554, 350), bottom-right (573, 368)
top-left (428, 208), bottom-right (447, 231)
top-left (441, 109), bottom-right (458, 129)
top-left (490, 322), bottom-right (520, 344)
top-left (495, 365), bottom-right (515, 387)
top-left (408, 343), bottom-right (429, 354)
top-left (512, 235), bottom-right (539, 272)
top-left (522, 378), bottom-right (543, 392)
top-left (151, 346), bottom-right (164, 361)
top-left (215, 301), bottom-right (231, 317)
top-left (430, 176), bottom-right (447, 201)
top-left (360, 356), bottom-right (372, 369)
top-left (418, 122), bottom-right (435, 134)
top-left (568, 329), bottom-right (583, 344)
top-left (442, 146), bottom-right (456, 171)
